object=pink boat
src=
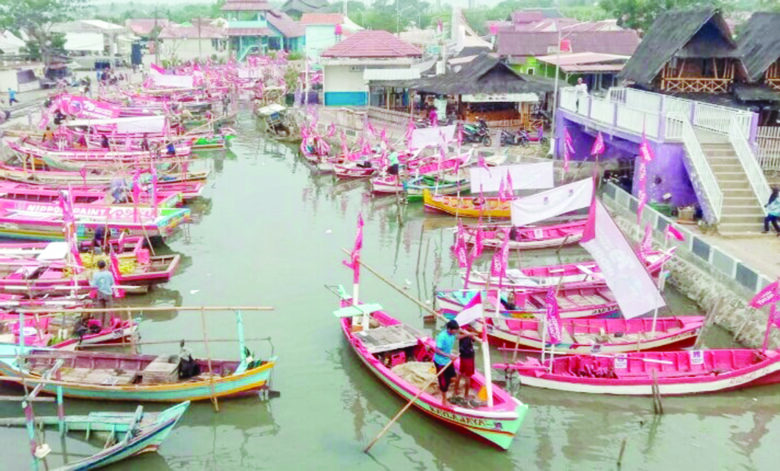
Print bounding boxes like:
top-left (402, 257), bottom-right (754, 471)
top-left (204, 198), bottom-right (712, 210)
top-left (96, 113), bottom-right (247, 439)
top-left (436, 286), bottom-right (619, 320)
top-left (0, 313), bottom-right (136, 350)
top-left (462, 219), bottom-right (588, 251)
top-left (464, 250), bottom-right (672, 289)
top-left (8, 138), bottom-right (192, 164)
top-left (476, 316), bottom-right (704, 353)
top-left (336, 298), bottom-right (528, 449)
top-left (495, 349), bottom-right (780, 395)
top-left (0, 181), bottom-right (183, 208)
top-left (0, 197), bottom-right (191, 241)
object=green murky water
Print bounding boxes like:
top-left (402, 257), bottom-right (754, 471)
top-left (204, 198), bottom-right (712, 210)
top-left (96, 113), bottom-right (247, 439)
top-left (1, 111), bottom-right (778, 471)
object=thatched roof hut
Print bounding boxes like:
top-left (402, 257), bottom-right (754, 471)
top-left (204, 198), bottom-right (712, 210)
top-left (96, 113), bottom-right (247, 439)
top-left (736, 12), bottom-right (780, 83)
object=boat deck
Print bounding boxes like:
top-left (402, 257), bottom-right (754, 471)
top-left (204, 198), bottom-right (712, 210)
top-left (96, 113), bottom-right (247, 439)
top-left (355, 324), bottom-right (423, 354)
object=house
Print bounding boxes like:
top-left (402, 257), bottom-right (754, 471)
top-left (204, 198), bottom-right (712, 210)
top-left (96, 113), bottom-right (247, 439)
top-left (221, 0), bottom-right (304, 60)
top-left (495, 18), bottom-right (639, 92)
top-left (320, 30), bottom-right (423, 106)
top-left (369, 53), bottom-right (556, 126)
top-left (299, 13), bottom-right (362, 62)
top-left (157, 20), bottom-right (228, 63)
top-left (282, 0), bottom-right (329, 20)
top-left (125, 18), bottom-right (171, 40)
top-left (534, 52), bottom-right (630, 91)
top-left (52, 19), bottom-right (133, 57)
top-left (619, 8), bottom-right (742, 94)
top-left (734, 12), bottom-right (780, 125)
top-left (0, 30), bottom-right (26, 55)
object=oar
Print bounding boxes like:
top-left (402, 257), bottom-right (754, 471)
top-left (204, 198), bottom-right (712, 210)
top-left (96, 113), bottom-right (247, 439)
top-left (364, 359), bottom-right (454, 454)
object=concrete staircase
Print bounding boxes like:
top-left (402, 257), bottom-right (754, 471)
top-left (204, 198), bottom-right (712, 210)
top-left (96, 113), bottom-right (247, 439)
top-left (696, 131), bottom-right (766, 235)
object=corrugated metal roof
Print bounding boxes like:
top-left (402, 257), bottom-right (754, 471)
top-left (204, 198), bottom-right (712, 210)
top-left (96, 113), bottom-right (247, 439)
top-left (321, 30), bottom-right (422, 59)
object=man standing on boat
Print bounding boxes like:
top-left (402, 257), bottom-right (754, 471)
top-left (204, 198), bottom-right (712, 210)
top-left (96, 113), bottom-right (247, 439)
top-left (90, 260), bottom-right (115, 327)
top-left (434, 320), bottom-right (460, 407)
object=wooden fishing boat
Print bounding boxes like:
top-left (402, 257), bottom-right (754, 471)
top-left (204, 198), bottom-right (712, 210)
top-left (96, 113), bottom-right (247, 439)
top-left (436, 287), bottom-right (619, 320)
top-left (495, 349), bottom-right (780, 395)
top-left (0, 161), bottom-right (209, 190)
top-left (0, 312), bottom-right (137, 350)
top-left (0, 401), bottom-right (189, 470)
top-left (462, 219), bottom-right (588, 251)
top-left (333, 160), bottom-right (379, 179)
top-left (335, 299), bottom-right (528, 449)
top-left (464, 250), bottom-right (672, 290)
top-left (405, 175), bottom-right (469, 201)
top-left (473, 316), bottom-right (704, 353)
top-left (8, 139), bottom-right (193, 165)
top-left (0, 181), bottom-right (183, 208)
top-left (423, 189), bottom-right (511, 218)
top-left (0, 177), bottom-right (204, 202)
top-left (0, 344), bottom-right (277, 402)
top-left (0, 197), bottom-right (190, 241)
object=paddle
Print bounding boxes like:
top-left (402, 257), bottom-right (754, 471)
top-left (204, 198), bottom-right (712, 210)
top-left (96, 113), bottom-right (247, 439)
top-left (364, 358), bottom-right (454, 454)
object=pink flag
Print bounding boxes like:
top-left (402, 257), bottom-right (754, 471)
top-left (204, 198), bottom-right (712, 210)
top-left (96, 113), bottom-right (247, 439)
top-left (490, 229), bottom-right (509, 279)
top-left (132, 170), bottom-right (141, 223)
top-left (580, 200), bottom-right (666, 318)
top-left (640, 223), bottom-right (653, 254)
top-left (504, 169), bottom-right (514, 201)
top-left (327, 123), bottom-right (336, 138)
top-left (636, 159), bottom-right (648, 223)
top-left (453, 238), bottom-right (469, 268)
top-left (665, 224), bottom-right (685, 242)
top-left (563, 127), bottom-right (574, 173)
top-left (342, 213), bottom-right (364, 284)
top-left (750, 280), bottom-right (780, 309)
top-left (545, 287), bottom-right (563, 344)
top-left (340, 130), bottom-right (348, 157)
top-left (477, 153), bottom-right (490, 174)
top-left (150, 63), bottom-right (165, 74)
top-left (151, 166), bottom-right (159, 214)
top-left (366, 120), bottom-right (376, 138)
top-left (405, 119), bottom-right (415, 147)
top-left (591, 131), bottom-right (605, 156)
top-left (498, 175), bottom-right (507, 202)
top-left (764, 303), bottom-right (780, 351)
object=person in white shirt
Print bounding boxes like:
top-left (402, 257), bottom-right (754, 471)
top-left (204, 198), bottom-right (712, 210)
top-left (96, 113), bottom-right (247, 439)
top-left (575, 77), bottom-right (588, 110)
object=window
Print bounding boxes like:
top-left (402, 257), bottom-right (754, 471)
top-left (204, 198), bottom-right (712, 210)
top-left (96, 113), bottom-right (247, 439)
top-left (526, 68), bottom-right (534, 75)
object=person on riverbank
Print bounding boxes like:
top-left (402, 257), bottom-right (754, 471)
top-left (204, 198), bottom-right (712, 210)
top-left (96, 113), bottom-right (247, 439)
top-left (453, 331), bottom-right (476, 399)
top-left (7, 88), bottom-right (18, 105)
top-left (434, 320), bottom-right (459, 407)
top-left (763, 187), bottom-right (780, 234)
top-left (90, 260), bottom-right (115, 327)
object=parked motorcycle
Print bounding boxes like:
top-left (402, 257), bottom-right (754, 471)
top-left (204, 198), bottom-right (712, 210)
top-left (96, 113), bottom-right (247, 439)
top-left (499, 129), bottom-right (521, 146)
top-left (516, 126), bottom-right (548, 146)
top-left (462, 119), bottom-right (492, 147)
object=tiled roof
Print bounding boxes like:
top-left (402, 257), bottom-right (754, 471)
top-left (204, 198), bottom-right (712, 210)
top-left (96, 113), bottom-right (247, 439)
top-left (222, 0), bottom-right (273, 12)
top-left (299, 13), bottom-right (345, 26)
top-left (496, 30), bottom-right (640, 57)
top-left (125, 19), bottom-right (170, 36)
top-left (158, 24), bottom-right (226, 40)
top-left (266, 10), bottom-right (304, 37)
top-left (321, 30), bottom-right (422, 59)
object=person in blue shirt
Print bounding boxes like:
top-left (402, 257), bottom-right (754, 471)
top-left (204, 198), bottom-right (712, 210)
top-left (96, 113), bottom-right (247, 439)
top-left (7, 88), bottom-right (17, 105)
top-left (433, 319), bottom-right (459, 407)
top-left (90, 260), bottom-right (115, 328)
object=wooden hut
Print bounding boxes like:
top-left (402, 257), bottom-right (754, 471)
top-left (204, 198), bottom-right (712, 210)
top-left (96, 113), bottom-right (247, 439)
top-left (620, 8), bottom-right (743, 94)
top-left (735, 12), bottom-right (780, 126)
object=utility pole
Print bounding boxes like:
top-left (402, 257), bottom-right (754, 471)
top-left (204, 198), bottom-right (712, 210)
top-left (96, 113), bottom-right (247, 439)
top-left (153, 7), bottom-right (159, 65)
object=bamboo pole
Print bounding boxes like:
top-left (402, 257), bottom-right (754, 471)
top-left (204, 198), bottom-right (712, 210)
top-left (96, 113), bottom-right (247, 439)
top-left (201, 306), bottom-right (219, 412)
top-left (364, 359), bottom-right (453, 454)
top-left (74, 337), bottom-right (271, 348)
top-left (12, 306), bottom-right (274, 315)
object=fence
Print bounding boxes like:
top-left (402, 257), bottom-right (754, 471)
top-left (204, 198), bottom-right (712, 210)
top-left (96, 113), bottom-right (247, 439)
top-left (757, 126), bottom-right (780, 171)
top-left (602, 181), bottom-right (771, 294)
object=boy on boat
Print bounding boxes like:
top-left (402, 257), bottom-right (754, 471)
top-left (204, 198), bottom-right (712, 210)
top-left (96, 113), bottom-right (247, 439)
top-left (453, 332), bottom-right (477, 399)
top-left (434, 320), bottom-right (460, 407)
top-left (90, 260), bottom-right (115, 327)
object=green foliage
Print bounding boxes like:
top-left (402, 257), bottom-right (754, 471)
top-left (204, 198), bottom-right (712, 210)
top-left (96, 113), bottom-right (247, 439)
top-left (598, 0), bottom-right (725, 33)
top-left (465, 0), bottom-right (555, 35)
top-left (287, 51), bottom-right (303, 61)
top-left (0, 0), bottom-right (85, 64)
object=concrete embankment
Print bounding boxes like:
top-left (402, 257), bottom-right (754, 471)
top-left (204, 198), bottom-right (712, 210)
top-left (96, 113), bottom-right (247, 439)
top-left (613, 213), bottom-right (779, 349)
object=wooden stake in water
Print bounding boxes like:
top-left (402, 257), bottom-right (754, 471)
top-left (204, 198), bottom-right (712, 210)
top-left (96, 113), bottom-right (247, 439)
top-left (200, 307), bottom-right (219, 412)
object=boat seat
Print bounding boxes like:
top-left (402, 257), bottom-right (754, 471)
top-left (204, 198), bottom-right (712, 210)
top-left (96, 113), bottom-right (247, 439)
top-left (141, 356), bottom-right (179, 384)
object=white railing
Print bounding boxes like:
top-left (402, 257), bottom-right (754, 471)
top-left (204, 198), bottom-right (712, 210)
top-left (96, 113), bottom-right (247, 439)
top-left (664, 114), bottom-right (684, 140)
top-left (662, 95), bottom-right (693, 119)
top-left (622, 88), bottom-right (663, 113)
top-left (560, 87), bottom-right (577, 112)
top-left (590, 97), bottom-right (615, 125)
top-left (729, 118), bottom-right (770, 215)
top-left (757, 126), bottom-right (780, 171)
top-left (675, 113), bottom-right (723, 222)
top-left (607, 87), bottom-right (627, 104)
top-left (692, 102), bottom-right (753, 136)
top-left (616, 105), bottom-right (660, 139)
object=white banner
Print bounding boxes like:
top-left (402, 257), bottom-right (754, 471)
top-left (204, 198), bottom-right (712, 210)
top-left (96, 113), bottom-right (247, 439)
top-left (150, 70), bottom-right (194, 89)
top-left (461, 93), bottom-right (538, 103)
top-left (580, 200), bottom-right (665, 319)
top-left (115, 115), bottom-right (167, 134)
top-left (510, 178), bottom-right (593, 226)
top-left (469, 162), bottom-right (553, 193)
top-left (411, 125), bottom-right (455, 150)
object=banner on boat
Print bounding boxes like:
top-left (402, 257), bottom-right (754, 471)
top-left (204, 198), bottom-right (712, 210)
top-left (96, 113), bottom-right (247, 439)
top-left (11, 201), bottom-right (159, 222)
top-left (149, 70), bottom-right (194, 89)
top-left (57, 95), bottom-right (121, 119)
top-left (510, 178), bottom-right (592, 226)
top-left (580, 200), bottom-right (665, 319)
top-left (411, 125), bottom-right (456, 150)
top-left (115, 116), bottom-right (168, 134)
top-left (469, 162), bottom-right (554, 193)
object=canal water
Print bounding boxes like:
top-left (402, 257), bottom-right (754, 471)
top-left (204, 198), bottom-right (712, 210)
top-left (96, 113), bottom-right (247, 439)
top-left (1, 112), bottom-right (778, 470)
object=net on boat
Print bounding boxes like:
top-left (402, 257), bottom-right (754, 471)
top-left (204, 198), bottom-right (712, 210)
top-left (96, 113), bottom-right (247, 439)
top-left (391, 361), bottom-right (438, 395)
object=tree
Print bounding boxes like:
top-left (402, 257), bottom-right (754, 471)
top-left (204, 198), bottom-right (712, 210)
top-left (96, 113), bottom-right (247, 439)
top-left (598, 0), bottom-right (724, 34)
top-left (0, 0), bottom-right (85, 66)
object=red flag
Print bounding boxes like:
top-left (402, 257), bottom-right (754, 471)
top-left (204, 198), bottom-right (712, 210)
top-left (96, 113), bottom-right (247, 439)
top-left (591, 131), bottom-right (605, 156)
top-left (665, 224), bottom-right (685, 242)
top-left (750, 280), bottom-right (780, 309)
top-left (545, 287), bottom-right (563, 344)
